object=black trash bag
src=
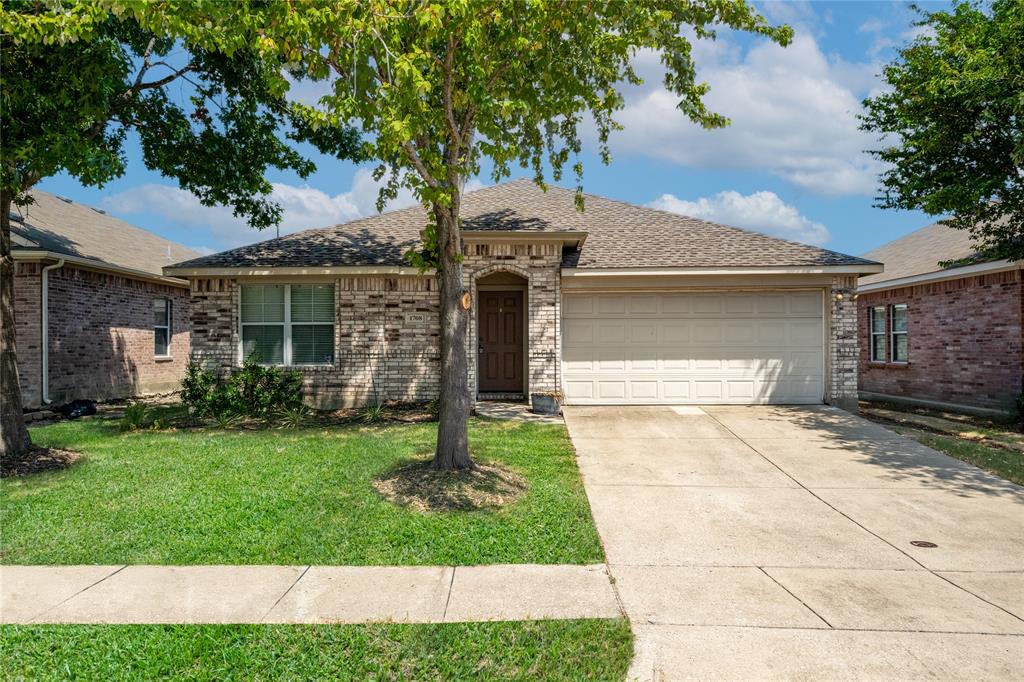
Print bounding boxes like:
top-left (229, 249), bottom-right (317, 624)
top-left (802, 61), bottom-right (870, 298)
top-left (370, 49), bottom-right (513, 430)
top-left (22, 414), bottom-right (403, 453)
top-left (60, 399), bottom-right (97, 419)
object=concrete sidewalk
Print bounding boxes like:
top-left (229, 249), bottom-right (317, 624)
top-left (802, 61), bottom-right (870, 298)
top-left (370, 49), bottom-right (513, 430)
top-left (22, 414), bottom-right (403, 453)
top-left (0, 564), bottom-right (621, 624)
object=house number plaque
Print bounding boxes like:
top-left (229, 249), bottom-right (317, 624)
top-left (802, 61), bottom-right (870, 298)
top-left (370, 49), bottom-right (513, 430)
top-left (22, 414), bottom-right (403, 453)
top-left (404, 312), bottom-right (427, 325)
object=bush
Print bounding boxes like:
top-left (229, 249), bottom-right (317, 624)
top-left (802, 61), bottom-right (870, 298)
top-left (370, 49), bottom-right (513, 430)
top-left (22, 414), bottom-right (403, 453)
top-left (120, 402), bottom-right (153, 432)
top-left (180, 354), bottom-right (304, 422)
top-left (1017, 391), bottom-right (1024, 422)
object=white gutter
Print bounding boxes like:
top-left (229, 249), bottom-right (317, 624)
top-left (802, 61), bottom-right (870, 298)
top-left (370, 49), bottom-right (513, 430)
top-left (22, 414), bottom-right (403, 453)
top-left (40, 258), bottom-right (65, 404)
top-left (857, 259), bottom-right (1018, 293)
top-left (561, 264), bottom-right (883, 277)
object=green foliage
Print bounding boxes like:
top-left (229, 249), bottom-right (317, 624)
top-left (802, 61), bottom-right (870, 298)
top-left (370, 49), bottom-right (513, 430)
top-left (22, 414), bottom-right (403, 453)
top-left (360, 402), bottom-right (387, 424)
top-left (276, 404), bottom-right (313, 429)
top-left (1016, 392), bottom-right (1024, 422)
top-left (119, 402), bottom-right (153, 432)
top-left (180, 355), bottom-right (304, 422)
top-left (212, 411), bottom-right (242, 430)
top-left (861, 0), bottom-right (1024, 260)
top-left (1, 620), bottom-right (634, 681)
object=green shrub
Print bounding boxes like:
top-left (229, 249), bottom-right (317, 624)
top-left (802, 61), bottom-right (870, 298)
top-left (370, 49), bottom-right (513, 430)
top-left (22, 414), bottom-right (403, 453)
top-left (120, 402), bottom-right (153, 432)
top-left (180, 354), bottom-right (304, 422)
top-left (277, 404), bottom-right (312, 429)
top-left (1017, 391), bottom-right (1024, 422)
top-left (360, 402), bottom-right (387, 424)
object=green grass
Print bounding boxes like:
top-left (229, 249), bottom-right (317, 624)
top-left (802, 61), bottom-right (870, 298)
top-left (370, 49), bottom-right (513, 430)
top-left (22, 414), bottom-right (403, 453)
top-left (1, 415), bottom-right (603, 565)
top-left (897, 429), bottom-right (1024, 486)
top-left (0, 620), bottom-right (634, 680)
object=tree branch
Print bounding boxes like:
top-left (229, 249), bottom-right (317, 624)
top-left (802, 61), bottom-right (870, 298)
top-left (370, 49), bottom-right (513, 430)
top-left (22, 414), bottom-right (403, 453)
top-left (402, 141), bottom-right (440, 188)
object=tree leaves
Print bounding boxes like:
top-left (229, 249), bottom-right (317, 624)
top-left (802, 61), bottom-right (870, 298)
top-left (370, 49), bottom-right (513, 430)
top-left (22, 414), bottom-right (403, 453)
top-left (861, 0), bottom-right (1024, 260)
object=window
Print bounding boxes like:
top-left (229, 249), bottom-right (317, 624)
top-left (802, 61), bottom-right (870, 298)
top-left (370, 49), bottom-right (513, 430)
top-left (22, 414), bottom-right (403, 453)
top-left (870, 306), bottom-right (886, 362)
top-left (890, 304), bottom-right (908, 363)
top-left (240, 284), bottom-right (334, 365)
top-left (154, 299), bottom-right (171, 357)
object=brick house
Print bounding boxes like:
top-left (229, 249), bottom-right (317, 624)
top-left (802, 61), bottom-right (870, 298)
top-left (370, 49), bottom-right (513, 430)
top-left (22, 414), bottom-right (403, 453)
top-left (857, 220), bottom-right (1023, 416)
top-left (12, 190), bottom-right (199, 408)
top-left (166, 180), bottom-right (881, 410)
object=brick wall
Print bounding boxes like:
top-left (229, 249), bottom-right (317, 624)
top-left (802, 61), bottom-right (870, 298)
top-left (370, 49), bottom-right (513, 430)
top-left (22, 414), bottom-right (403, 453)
top-left (14, 263), bottom-right (42, 406)
top-left (857, 269), bottom-right (1023, 412)
top-left (14, 263), bottom-right (191, 408)
top-left (463, 239), bottom-right (563, 395)
top-left (828, 275), bottom-right (860, 410)
top-left (188, 242), bottom-right (563, 409)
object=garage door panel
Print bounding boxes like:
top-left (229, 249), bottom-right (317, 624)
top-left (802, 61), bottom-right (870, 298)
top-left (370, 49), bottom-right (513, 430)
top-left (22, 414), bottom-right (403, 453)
top-left (562, 291), bottom-right (824, 405)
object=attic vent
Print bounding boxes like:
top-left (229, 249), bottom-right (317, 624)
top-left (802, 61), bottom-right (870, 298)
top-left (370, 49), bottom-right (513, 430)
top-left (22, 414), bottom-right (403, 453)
top-left (90, 207), bottom-right (107, 215)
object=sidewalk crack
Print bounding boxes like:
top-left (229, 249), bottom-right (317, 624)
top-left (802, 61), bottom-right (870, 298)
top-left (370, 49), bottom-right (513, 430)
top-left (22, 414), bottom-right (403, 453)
top-left (261, 565), bottom-right (310, 623)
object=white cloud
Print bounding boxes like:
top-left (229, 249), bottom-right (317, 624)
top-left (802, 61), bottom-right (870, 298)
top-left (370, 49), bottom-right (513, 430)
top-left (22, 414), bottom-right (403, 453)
top-left (104, 168), bottom-right (420, 249)
top-left (647, 190), bottom-right (830, 245)
top-left (609, 32), bottom-right (882, 196)
top-left (858, 18), bottom-right (885, 34)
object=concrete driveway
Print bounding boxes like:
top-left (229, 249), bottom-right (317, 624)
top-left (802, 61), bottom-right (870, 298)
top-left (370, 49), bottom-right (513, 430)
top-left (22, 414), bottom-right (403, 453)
top-left (563, 405), bottom-right (1024, 681)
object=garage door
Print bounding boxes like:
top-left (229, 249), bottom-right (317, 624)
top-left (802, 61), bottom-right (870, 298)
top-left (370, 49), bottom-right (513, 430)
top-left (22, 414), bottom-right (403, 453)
top-left (561, 291), bottom-right (824, 405)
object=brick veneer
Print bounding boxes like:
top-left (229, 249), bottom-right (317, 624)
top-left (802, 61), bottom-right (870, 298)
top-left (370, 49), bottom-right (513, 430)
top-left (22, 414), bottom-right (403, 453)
top-left (14, 263), bottom-right (191, 408)
top-left (858, 269), bottom-right (1023, 413)
top-left (828, 274), bottom-right (860, 410)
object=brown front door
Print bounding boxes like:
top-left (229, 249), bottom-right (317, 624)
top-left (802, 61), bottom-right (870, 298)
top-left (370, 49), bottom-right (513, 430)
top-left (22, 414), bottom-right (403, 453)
top-left (478, 290), bottom-right (524, 393)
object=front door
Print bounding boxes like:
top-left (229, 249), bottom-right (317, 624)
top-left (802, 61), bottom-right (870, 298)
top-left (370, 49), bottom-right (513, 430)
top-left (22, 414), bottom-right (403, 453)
top-left (478, 290), bottom-right (524, 393)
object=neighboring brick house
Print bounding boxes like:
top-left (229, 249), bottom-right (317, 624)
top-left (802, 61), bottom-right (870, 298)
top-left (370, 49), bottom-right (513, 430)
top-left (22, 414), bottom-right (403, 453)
top-left (12, 190), bottom-right (200, 408)
top-left (857, 221), bottom-right (1023, 416)
top-left (167, 180), bottom-right (881, 410)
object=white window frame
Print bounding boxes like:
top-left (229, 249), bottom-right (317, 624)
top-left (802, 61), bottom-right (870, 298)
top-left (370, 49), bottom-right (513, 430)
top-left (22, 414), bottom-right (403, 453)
top-left (890, 303), bottom-right (908, 363)
top-left (238, 284), bottom-right (335, 367)
top-left (154, 298), bottom-right (171, 358)
top-left (870, 305), bottom-right (887, 362)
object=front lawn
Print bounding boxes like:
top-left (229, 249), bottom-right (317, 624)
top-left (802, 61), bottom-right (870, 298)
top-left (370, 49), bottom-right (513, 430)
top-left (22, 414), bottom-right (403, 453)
top-left (0, 619), bottom-right (634, 680)
top-left (0, 415), bottom-right (603, 565)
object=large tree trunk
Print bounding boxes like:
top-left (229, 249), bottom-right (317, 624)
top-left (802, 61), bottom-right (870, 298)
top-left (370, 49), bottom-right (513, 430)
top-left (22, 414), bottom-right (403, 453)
top-left (431, 199), bottom-right (473, 470)
top-left (0, 189), bottom-right (33, 459)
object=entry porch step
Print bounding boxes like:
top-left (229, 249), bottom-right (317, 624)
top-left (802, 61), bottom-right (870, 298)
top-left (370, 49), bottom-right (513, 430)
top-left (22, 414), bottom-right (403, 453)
top-left (477, 392), bottom-right (525, 402)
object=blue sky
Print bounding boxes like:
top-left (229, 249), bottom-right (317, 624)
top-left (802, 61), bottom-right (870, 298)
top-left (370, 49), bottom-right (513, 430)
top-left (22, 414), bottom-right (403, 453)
top-left (39, 1), bottom-right (947, 258)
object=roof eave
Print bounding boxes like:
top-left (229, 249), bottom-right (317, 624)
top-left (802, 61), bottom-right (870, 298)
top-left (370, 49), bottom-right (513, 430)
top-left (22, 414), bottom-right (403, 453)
top-left (14, 249), bottom-right (190, 288)
top-left (562, 264), bottom-right (883, 277)
top-left (857, 258), bottom-right (1018, 293)
top-left (163, 264), bottom-right (432, 277)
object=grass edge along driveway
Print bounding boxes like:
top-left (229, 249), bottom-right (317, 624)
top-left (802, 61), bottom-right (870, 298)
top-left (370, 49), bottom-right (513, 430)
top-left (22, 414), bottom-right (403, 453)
top-left (1, 415), bottom-right (603, 566)
top-left (1, 620), bottom-right (634, 681)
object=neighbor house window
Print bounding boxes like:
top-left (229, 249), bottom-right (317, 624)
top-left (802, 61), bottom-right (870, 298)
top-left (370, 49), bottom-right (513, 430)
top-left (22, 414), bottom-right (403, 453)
top-left (240, 284), bottom-right (334, 365)
top-left (870, 306), bottom-right (886, 362)
top-left (154, 299), bottom-right (171, 357)
top-left (890, 304), bottom-right (908, 363)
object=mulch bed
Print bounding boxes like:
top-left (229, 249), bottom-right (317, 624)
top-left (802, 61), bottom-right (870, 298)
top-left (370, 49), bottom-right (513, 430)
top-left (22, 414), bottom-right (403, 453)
top-left (373, 459), bottom-right (528, 512)
top-left (1, 447), bottom-right (83, 478)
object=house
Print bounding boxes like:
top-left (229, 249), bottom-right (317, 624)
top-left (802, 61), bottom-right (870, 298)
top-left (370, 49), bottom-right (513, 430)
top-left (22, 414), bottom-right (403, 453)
top-left (12, 190), bottom-right (199, 408)
top-left (165, 180), bottom-right (881, 410)
top-left (857, 220), bottom-right (1022, 416)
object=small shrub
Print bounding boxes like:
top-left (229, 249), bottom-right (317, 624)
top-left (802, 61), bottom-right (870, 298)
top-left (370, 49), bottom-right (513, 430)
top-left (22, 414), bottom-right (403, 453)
top-left (120, 402), bottom-right (153, 432)
top-left (277, 404), bottom-right (312, 429)
top-left (360, 402), bottom-right (387, 424)
top-left (1017, 391), bottom-right (1024, 422)
top-left (213, 411), bottom-right (242, 430)
top-left (180, 354), bottom-right (304, 424)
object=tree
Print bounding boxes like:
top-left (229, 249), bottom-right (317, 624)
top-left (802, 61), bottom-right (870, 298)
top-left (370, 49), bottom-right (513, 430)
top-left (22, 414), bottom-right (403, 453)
top-left (861, 0), bottom-right (1024, 261)
top-left (244, 0), bottom-right (792, 469)
top-left (0, 2), bottom-right (359, 459)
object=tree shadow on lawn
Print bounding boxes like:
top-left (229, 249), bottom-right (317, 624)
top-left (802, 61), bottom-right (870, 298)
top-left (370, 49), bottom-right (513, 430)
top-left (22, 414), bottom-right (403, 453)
top-left (373, 456), bottom-right (529, 513)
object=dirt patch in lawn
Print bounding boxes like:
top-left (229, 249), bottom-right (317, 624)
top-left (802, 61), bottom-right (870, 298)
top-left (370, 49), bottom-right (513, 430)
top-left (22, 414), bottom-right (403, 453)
top-left (374, 459), bottom-right (528, 512)
top-left (1, 447), bottom-right (83, 478)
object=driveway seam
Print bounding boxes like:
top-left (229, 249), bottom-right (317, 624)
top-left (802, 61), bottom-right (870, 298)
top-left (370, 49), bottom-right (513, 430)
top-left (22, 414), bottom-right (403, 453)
top-left (260, 565), bottom-right (310, 623)
top-left (703, 410), bottom-right (1024, 626)
top-left (757, 566), bottom-right (833, 628)
top-left (29, 564), bottom-right (127, 624)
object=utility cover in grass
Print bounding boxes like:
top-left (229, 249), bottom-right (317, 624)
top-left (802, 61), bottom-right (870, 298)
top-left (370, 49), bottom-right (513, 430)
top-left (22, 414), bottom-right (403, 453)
top-left (374, 459), bottom-right (528, 512)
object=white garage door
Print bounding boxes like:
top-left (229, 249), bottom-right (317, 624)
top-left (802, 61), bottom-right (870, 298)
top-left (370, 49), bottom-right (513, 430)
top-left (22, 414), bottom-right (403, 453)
top-left (561, 291), bottom-right (824, 405)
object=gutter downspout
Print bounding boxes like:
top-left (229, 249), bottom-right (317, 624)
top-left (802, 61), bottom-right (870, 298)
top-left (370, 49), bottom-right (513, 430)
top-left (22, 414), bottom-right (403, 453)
top-left (40, 258), bottom-right (64, 404)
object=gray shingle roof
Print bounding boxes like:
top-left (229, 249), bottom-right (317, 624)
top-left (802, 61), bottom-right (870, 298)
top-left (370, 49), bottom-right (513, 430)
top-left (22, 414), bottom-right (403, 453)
top-left (170, 179), bottom-right (877, 271)
top-left (859, 220), bottom-right (985, 286)
top-left (11, 190), bottom-right (201, 277)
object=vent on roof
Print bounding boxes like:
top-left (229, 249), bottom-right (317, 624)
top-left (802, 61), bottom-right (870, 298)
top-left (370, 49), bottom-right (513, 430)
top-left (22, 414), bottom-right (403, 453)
top-left (56, 195), bottom-right (73, 203)
top-left (90, 207), bottom-right (107, 215)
